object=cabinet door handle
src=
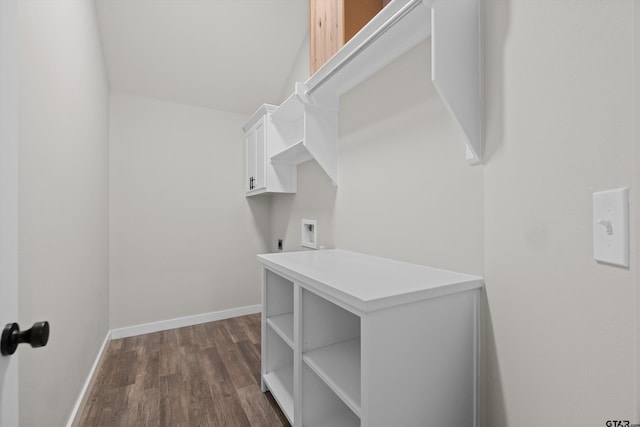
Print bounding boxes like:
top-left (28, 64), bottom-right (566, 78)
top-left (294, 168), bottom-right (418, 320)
top-left (249, 176), bottom-right (255, 190)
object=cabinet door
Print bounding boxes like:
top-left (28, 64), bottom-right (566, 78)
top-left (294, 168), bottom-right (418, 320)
top-left (245, 126), bottom-right (257, 192)
top-left (245, 117), bottom-right (267, 193)
top-left (253, 118), bottom-right (266, 191)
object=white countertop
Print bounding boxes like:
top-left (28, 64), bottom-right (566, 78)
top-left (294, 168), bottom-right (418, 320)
top-left (257, 249), bottom-right (483, 312)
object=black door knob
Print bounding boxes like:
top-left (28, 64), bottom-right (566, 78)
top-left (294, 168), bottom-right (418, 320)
top-left (1, 321), bottom-right (50, 356)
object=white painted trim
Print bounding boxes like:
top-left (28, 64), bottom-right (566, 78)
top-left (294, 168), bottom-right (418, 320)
top-left (66, 329), bottom-right (112, 427)
top-left (110, 305), bottom-right (262, 339)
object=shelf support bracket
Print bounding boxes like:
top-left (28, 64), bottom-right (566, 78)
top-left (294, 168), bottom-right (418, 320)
top-left (428, 0), bottom-right (482, 164)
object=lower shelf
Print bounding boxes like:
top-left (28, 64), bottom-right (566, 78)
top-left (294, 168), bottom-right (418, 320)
top-left (263, 366), bottom-right (294, 424)
top-left (266, 313), bottom-right (294, 348)
top-left (306, 408), bottom-right (360, 427)
top-left (303, 338), bottom-right (361, 416)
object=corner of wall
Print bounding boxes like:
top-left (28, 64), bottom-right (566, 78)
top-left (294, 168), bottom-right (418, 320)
top-left (278, 31), bottom-right (310, 103)
top-left (634, 1), bottom-right (640, 421)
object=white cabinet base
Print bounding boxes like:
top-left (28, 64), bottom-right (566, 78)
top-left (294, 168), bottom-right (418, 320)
top-left (259, 249), bottom-right (483, 427)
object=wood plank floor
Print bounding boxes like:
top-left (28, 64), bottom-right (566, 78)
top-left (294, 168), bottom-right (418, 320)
top-left (73, 314), bottom-right (290, 427)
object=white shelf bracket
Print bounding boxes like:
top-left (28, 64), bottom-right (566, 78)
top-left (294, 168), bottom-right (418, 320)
top-left (429, 0), bottom-right (482, 164)
top-left (260, 0), bottom-right (482, 197)
top-left (293, 81), bottom-right (310, 106)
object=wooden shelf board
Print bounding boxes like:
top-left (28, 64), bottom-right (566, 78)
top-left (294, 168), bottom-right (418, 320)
top-left (270, 140), bottom-right (313, 165)
top-left (303, 338), bottom-right (361, 417)
top-left (263, 366), bottom-right (294, 424)
top-left (266, 313), bottom-right (294, 349)
top-left (306, 0), bottom-right (430, 98)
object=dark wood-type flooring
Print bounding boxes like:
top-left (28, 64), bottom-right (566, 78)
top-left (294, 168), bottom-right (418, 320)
top-left (73, 314), bottom-right (289, 427)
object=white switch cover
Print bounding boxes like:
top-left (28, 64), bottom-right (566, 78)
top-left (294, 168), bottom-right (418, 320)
top-left (593, 188), bottom-right (629, 267)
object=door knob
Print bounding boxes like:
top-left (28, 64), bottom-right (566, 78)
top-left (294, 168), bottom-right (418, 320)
top-left (1, 321), bottom-right (50, 356)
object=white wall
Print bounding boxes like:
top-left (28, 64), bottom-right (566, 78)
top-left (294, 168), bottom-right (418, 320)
top-left (0, 1), bottom-right (19, 425)
top-left (17, 2), bottom-right (110, 426)
top-left (635, 2), bottom-right (640, 420)
top-left (270, 0), bottom-right (637, 424)
top-left (270, 160), bottom-right (336, 252)
top-left (109, 93), bottom-right (270, 329)
top-left (271, 22), bottom-right (336, 253)
top-left (279, 31), bottom-right (310, 103)
top-left (484, 1), bottom-right (634, 424)
top-left (335, 40), bottom-right (484, 275)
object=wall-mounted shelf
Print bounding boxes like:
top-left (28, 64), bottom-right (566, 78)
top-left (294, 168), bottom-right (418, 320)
top-left (243, 0), bottom-right (481, 195)
top-left (304, 0), bottom-right (482, 168)
top-left (269, 82), bottom-right (338, 185)
top-left (270, 140), bottom-right (310, 165)
top-left (271, 89), bottom-right (305, 123)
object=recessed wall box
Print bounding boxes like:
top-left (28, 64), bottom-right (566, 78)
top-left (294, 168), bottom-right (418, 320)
top-left (301, 219), bottom-right (317, 249)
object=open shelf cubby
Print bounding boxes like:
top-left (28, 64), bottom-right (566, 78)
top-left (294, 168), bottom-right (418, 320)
top-left (264, 269), bottom-right (293, 339)
top-left (263, 326), bottom-right (294, 424)
top-left (303, 364), bottom-right (360, 427)
top-left (262, 269), bottom-right (295, 424)
top-left (266, 313), bottom-right (294, 349)
top-left (302, 289), bottom-right (361, 416)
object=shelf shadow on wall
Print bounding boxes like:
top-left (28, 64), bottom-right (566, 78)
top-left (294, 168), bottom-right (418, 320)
top-left (269, 161), bottom-right (337, 253)
top-left (481, 1), bottom-right (510, 426)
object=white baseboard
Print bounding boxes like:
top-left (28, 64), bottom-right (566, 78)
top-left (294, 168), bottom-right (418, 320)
top-left (66, 329), bottom-right (111, 427)
top-left (66, 304), bottom-right (262, 426)
top-left (110, 304), bottom-right (262, 339)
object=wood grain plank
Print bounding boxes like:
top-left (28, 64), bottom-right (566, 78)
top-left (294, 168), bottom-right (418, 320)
top-left (236, 385), bottom-right (289, 427)
top-left (139, 348), bottom-right (160, 390)
top-left (343, 0), bottom-right (383, 42)
top-left (185, 377), bottom-right (216, 427)
top-left (219, 343), bottom-right (257, 390)
top-left (237, 315), bottom-right (261, 345)
top-left (73, 314), bottom-right (290, 427)
top-left (159, 374), bottom-right (189, 426)
top-left (210, 320), bottom-right (236, 352)
top-left (237, 340), bottom-right (261, 386)
top-left (176, 325), bottom-right (195, 347)
top-left (109, 350), bottom-right (138, 388)
top-left (192, 322), bottom-right (217, 349)
top-left (196, 346), bottom-right (229, 385)
top-left (222, 317), bottom-right (249, 344)
top-left (208, 380), bottom-right (251, 427)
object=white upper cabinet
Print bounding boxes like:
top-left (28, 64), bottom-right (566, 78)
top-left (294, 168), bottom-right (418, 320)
top-left (245, 114), bottom-right (265, 193)
top-left (243, 0), bottom-right (482, 195)
top-left (243, 104), bottom-right (296, 197)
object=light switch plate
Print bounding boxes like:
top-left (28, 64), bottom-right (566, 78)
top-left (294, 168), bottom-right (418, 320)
top-left (593, 188), bottom-right (629, 267)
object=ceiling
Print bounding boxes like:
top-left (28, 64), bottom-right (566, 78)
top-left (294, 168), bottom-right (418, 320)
top-left (95, 0), bottom-right (309, 114)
